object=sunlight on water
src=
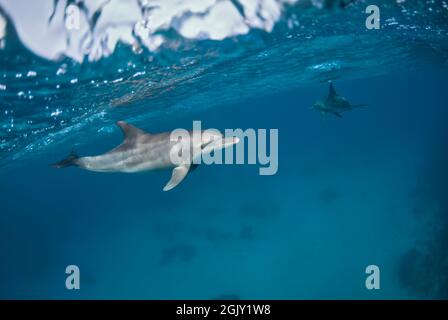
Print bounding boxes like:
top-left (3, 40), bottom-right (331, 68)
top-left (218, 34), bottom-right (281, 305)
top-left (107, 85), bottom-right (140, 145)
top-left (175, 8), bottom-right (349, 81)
top-left (0, 0), bottom-right (447, 167)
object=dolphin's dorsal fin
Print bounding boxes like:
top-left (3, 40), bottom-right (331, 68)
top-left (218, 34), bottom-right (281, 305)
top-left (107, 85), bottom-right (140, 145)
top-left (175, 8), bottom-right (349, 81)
top-left (329, 81), bottom-right (337, 98)
top-left (116, 121), bottom-right (148, 141)
top-left (163, 164), bottom-right (190, 191)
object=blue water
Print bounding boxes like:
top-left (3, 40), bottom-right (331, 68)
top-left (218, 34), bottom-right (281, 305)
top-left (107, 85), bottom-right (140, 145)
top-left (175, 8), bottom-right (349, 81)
top-left (1, 0), bottom-right (448, 299)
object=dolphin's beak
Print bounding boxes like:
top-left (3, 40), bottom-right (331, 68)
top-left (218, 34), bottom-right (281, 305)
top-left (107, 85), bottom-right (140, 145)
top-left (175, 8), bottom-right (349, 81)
top-left (220, 136), bottom-right (240, 148)
top-left (201, 136), bottom-right (239, 155)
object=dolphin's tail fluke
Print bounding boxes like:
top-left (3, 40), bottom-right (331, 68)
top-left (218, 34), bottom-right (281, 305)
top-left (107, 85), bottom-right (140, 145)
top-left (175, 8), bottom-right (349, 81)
top-left (53, 151), bottom-right (79, 168)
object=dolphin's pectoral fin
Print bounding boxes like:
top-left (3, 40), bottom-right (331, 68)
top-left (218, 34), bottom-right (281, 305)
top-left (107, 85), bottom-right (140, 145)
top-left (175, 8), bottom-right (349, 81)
top-left (333, 112), bottom-right (343, 118)
top-left (116, 121), bottom-right (150, 142)
top-left (163, 164), bottom-right (190, 191)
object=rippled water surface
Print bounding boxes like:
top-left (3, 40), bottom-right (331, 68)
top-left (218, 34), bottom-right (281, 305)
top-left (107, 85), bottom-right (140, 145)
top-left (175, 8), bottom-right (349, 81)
top-left (1, 0), bottom-right (447, 167)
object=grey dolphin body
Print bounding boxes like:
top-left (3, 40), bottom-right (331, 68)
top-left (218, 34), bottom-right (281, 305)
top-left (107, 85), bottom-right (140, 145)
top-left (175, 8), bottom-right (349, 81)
top-left (54, 121), bottom-right (239, 191)
top-left (312, 81), bottom-right (367, 118)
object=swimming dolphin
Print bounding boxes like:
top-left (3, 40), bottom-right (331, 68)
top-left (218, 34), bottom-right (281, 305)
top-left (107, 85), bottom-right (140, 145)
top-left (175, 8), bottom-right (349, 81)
top-left (53, 121), bottom-right (239, 191)
top-left (312, 81), bottom-right (367, 118)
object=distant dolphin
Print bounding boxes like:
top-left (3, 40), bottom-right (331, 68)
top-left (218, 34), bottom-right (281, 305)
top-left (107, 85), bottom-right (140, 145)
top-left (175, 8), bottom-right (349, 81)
top-left (312, 81), bottom-right (367, 118)
top-left (53, 121), bottom-right (239, 191)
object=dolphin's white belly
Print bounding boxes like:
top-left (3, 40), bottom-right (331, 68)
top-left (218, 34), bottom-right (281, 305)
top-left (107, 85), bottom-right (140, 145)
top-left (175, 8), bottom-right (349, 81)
top-left (78, 139), bottom-right (175, 173)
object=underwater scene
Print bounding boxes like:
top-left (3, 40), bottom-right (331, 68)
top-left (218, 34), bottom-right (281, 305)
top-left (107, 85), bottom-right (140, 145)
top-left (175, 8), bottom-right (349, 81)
top-left (0, 0), bottom-right (447, 299)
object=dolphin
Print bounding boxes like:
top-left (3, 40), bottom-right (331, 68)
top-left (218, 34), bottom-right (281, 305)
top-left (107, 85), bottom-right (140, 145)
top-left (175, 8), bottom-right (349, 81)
top-left (53, 121), bottom-right (239, 191)
top-left (312, 81), bottom-right (367, 118)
